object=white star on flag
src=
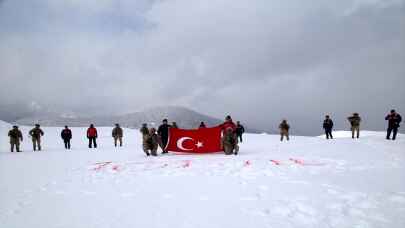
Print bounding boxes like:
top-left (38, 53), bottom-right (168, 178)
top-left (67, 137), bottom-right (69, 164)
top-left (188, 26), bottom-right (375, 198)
top-left (195, 141), bottom-right (204, 148)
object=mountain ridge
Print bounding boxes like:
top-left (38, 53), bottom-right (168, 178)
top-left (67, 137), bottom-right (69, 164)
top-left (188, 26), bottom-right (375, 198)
top-left (12, 106), bottom-right (260, 133)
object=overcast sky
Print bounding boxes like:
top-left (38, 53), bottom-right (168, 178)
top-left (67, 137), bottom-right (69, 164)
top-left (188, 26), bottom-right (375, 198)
top-left (0, 0), bottom-right (404, 135)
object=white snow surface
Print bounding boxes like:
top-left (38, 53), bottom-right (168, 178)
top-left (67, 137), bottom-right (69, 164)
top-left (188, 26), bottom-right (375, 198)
top-left (1, 123), bottom-right (405, 228)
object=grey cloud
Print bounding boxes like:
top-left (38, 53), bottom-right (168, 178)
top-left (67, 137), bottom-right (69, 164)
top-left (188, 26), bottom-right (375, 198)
top-left (0, 0), bottom-right (404, 135)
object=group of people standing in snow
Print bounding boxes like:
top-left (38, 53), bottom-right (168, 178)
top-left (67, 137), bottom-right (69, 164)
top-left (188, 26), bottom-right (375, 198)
top-left (7, 123), bottom-right (125, 152)
top-left (6, 117), bottom-right (246, 155)
top-left (277, 109), bottom-right (402, 141)
top-left (139, 116), bottom-right (245, 156)
top-left (6, 109), bottom-right (402, 153)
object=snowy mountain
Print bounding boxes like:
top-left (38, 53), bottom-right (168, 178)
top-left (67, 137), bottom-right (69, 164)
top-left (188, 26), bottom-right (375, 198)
top-left (13, 106), bottom-right (259, 132)
top-left (0, 123), bottom-right (404, 228)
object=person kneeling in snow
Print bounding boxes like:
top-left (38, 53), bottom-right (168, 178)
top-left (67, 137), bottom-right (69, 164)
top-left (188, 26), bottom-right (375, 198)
top-left (143, 128), bottom-right (159, 156)
top-left (222, 127), bottom-right (239, 155)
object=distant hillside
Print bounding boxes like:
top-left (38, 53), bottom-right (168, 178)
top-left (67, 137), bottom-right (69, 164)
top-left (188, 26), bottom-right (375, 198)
top-left (14, 106), bottom-right (260, 132)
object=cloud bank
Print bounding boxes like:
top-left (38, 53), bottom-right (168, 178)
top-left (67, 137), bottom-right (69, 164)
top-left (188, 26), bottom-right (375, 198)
top-left (0, 0), bottom-right (404, 134)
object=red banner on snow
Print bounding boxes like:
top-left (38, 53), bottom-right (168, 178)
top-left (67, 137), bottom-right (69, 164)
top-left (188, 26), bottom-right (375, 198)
top-left (166, 127), bottom-right (222, 153)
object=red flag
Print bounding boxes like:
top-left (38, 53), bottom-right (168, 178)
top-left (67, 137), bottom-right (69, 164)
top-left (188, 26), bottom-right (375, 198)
top-left (166, 127), bottom-right (222, 153)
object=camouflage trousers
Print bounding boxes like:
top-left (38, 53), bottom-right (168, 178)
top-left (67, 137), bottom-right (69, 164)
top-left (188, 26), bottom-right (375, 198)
top-left (143, 143), bottom-right (158, 156)
top-left (32, 137), bottom-right (41, 151)
top-left (114, 137), bottom-right (123, 147)
top-left (280, 129), bottom-right (289, 141)
top-left (10, 138), bottom-right (21, 152)
top-left (224, 144), bottom-right (239, 155)
top-left (351, 126), bottom-right (360, 138)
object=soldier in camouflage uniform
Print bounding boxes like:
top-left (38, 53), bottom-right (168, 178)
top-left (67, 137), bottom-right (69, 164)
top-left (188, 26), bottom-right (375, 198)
top-left (172, 122), bottom-right (178, 129)
top-left (8, 126), bottom-right (23, 152)
top-left (143, 128), bottom-right (159, 156)
top-left (279, 119), bottom-right (290, 141)
top-left (222, 127), bottom-right (239, 155)
top-left (29, 124), bottom-right (44, 151)
top-left (140, 123), bottom-right (149, 141)
top-left (347, 113), bottom-right (361, 139)
top-left (112, 123), bottom-right (123, 147)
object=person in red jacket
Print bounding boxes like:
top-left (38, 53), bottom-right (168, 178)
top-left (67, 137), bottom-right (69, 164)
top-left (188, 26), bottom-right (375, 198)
top-left (87, 124), bottom-right (98, 148)
top-left (219, 115), bottom-right (237, 152)
top-left (220, 115), bottom-right (237, 134)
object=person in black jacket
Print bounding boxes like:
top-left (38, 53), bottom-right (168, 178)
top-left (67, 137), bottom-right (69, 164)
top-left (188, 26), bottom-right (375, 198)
top-left (236, 121), bottom-right (245, 143)
top-left (385, 109), bottom-right (402, 140)
top-left (199, 122), bottom-right (207, 128)
top-left (157, 119), bottom-right (171, 153)
top-left (323, 115), bottom-right (334, 139)
top-left (61, 126), bottom-right (72, 149)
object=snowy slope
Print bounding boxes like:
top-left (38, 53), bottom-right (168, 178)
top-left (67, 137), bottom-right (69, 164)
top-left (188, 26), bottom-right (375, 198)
top-left (0, 120), bottom-right (11, 152)
top-left (0, 124), bottom-right (404, 228)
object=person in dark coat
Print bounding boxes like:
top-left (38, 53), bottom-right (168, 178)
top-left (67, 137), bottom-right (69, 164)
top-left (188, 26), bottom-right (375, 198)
top-left (157, 119), bottom-right (171, 153)
top-left (8, 126), bottom-right (23, 152)
top-left (236, 121), bottom-right (245, 143)
top-left (61, 126), bottom-right (72, 149)
top-left (279, 120), bottom-right (290, 141)
top-left (323, 115), bottom-right (334, 139)
top-left (29, 124), bottom-right (44, 151)
top-left (87, 124), bottom-right (98, 148)
top-left (199, 122), bottom-right (207, 128)
top-left (385, 109), bottom-right (402, 140)
top-left (112, 123), bottom-right (123, 147)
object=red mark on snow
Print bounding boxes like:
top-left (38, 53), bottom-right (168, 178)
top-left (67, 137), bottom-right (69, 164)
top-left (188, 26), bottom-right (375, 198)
top-left (290, 158), bottom-right (305, 165)
top-left (93, 162), bottom-right (112, 171)
top-left (289, 158), bottom-right (325, 166)
top-left (112, 165), bottom-right (120, 171)
top-left (244, 160), bottom-right (251, 166)
top-left (270, 160), bottom-right (281, 165)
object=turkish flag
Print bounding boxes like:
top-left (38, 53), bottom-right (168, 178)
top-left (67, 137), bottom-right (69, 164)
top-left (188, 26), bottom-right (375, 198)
top-left (166, 127), bottom-right (222, 153)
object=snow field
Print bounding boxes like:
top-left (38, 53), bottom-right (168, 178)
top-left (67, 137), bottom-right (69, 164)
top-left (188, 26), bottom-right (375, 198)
top-left (0, 123), bottom-right (404, 228)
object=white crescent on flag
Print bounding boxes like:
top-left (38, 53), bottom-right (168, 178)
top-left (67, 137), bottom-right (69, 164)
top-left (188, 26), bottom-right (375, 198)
top-left (177, 137), bottom-right (194, 151)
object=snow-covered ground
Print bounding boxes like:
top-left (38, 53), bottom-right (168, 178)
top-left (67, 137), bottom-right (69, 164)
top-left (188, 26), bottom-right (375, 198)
top-left (1, 120), bottom-right (404, 228)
